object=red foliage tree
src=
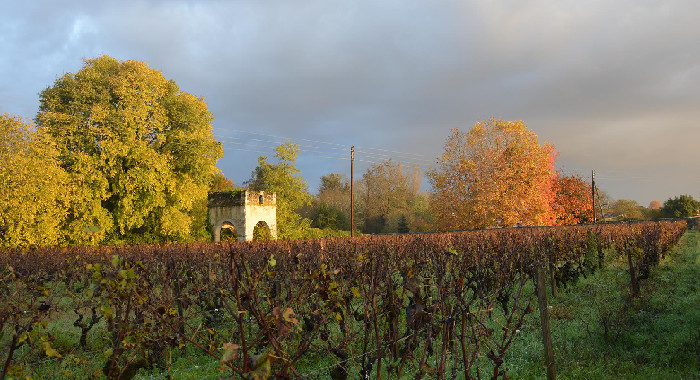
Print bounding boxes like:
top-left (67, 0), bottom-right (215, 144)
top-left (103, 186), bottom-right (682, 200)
top-left (551, 173), bottom-right (593, 225)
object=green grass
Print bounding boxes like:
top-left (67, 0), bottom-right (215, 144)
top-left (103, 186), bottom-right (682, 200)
top-left (505, 230), bottom-right (700, 379)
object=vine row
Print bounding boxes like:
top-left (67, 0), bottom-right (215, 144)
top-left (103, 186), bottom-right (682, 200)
top-left (0, 221), bottom-right (687, 379)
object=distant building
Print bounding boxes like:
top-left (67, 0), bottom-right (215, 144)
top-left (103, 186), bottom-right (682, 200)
top-left (208, 190), bottom-right (277, 242)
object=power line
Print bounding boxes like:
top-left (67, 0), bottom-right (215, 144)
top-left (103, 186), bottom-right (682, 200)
top-left (243, 137), bottom-right (348, 154)
top-left (217, 135), bottom-right (431, 171)
top-left (595, 176), bottom-right (655, 181)
top-left (218, 138), bottom-right (347, 158)
top-left (215, 128), bottom-right (429, 159)
top-left (354, 150), bottom-right (433, 164)
top-left (221, 147), bottom-right (273, 155)
top-left (212, 129), bottom-right (437, 173)
top-left (222, 145), bottom-right (429, 171)
top-left (221, 129), bottom-right (347, 148)
top-left (229, 136), bottom-right (433, 165)
top-left (354, 146), bottom-right (428, 160)
top-left (221, 141), bottom-right (347, 160)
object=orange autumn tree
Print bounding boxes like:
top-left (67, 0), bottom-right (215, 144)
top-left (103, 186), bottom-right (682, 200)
top-left (648, 200), bottom-right (662, 210)
top-left (551, 173), bottom-right (593, 225)
top-left (428, 118), bottom-right (557, 230)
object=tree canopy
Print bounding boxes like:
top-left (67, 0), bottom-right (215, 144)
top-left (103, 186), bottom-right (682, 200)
top-left (649, 200), bottom-right (662, 210)
top-left (662, 195), bottom-right (700, 218)
top-left (0, 114), bottom-right (71, 247)
top-left (612, 199), bottom-right (645, 220)
top-left (303, 174), bottom-right (353, 233)
top-left (428, 119), bottom-right (557, 230)
top-left (246, 142), bottom-right (312, 239)
top-left (551, 173), bottom-right (593, 225)
top-left (210, 171), bottom-right (236, 192)
top-left (316, 173), bottom-right (352, 218)
top-left (36, 56), bottom-right (222, 243)
top-left (356, 161), bottom-right (426, 233)
top-left (310, 203), bottom-right (350, 230)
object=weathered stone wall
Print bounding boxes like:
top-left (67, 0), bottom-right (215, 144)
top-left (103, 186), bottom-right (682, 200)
top-left (208, 191), bottom-right (277, 241)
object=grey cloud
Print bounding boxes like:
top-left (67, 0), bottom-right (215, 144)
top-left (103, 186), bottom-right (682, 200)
top-left (1, 0), bottom-right (698, 204)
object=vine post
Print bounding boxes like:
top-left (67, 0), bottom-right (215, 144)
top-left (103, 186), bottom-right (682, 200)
top-left (548, 259), bottom-right (557, 298)
top-left (625, 244), bottom-right (640, 298)
top-left (536, 262), bottom-right (556, 380)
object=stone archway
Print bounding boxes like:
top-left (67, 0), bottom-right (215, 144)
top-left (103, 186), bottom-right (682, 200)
top-left (252, 221), bottom-right (272, 241)
top-left (218, 221), bottom-right (240, 242)
top-left (208, 190), bottom-right (277, 242)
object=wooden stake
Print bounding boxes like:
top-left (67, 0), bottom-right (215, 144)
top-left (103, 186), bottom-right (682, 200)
top-left (537, 264), bottom-right (556, 380)
top-left (549, 260), bottom-right (557, 298)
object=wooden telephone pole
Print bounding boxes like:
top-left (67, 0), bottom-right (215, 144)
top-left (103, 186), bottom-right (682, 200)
top-left (592, 170), bottom-right (596, 223)
top-left (350, 146), bottom-right (354, 237)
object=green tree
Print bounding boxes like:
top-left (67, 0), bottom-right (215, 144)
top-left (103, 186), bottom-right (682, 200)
top-left (643, 200), bottom-right (663, 220)
top-left (311, 203), bottom-right (350, 230)
top-left (611, 199), bottom-right (645, 220)
top-left (253, 221), bottom-right (273, 241)
top-left (36, 56), bottom-right (222, 243)
top-left (317, 173), bottom-right (351, 213)
top-left (397, 214), bottom-right (410, 234)
top-left (303, 173), bottom-right (352, 231)
top-left (319, 173), bottom-right (350, 193)
top-left (662, 195), bottom-right (700, 218)
top-left (357, 160), bottom-right (418, 233)
top-left (210, 171), bottom-right (236, 192)
top-left (246, 143), bottom-right (312, 239)
top-left (0, 114), bottom-right (71, 247)
top-left (189, 171), bottom-right (238, 241)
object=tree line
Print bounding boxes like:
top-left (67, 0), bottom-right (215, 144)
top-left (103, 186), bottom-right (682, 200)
top-left (1, 56), bottom-right (223, 246)
top-left (603, 195), bottom-right (700, 221)
top-left (2, 56), bottom-right (698, 247)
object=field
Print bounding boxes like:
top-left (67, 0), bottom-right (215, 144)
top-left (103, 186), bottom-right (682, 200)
top-left (1, 222), bottom-right (696, 379)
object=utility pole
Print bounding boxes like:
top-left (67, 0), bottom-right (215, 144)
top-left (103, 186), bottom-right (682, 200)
top-left (591, 170), bottom-right (596, 223)
top-left (350, 146), bottom-right (354, 237)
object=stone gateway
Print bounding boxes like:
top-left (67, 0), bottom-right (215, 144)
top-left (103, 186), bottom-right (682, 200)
top-left (208, 191), bottom-right (277, 242)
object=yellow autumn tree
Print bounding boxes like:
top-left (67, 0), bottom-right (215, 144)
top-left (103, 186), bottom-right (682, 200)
top-left (0, 114), bottom-right (71, 247)
top-left (36, 56), bottom-right (222, 243)
top-left (428, 118), bottom-right (557, 230)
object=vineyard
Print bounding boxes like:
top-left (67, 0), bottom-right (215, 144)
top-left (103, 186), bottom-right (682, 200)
top-left (0, 221), bottom-right (688, 379)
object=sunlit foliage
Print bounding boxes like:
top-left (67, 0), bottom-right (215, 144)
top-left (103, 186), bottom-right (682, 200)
top-left (0, 114), bottom-right (70, 246)
top-left (551, 173), bottom-right (593, 225)
top-left (246, 143), bottom-right (312, 239)
top-left (36, 56), bottom-right (222, 243)
top-left (428, 118), bottom-right (557, 230)
top-left (663, 194), bottom-right (700, 218)
top-left (612, 199), bottom-right (645, 220)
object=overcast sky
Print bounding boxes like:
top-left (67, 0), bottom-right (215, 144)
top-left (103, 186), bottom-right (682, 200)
top-left (2, 0), bottom-right (699, 205)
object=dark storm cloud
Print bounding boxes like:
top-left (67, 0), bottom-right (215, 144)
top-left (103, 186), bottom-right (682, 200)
top-left (1, 0), bottom-right (699, 203)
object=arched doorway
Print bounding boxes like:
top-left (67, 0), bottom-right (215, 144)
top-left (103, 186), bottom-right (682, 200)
top-left (253, 221), bottom-right (272, 242)
top-left (219, 221), bottom-right (239, 242)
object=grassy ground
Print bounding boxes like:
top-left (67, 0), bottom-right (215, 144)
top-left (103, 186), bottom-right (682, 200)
top-left (7, 231), bottom-right (699, 379)
top-left (504, 230), bottom-right (700, 379)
